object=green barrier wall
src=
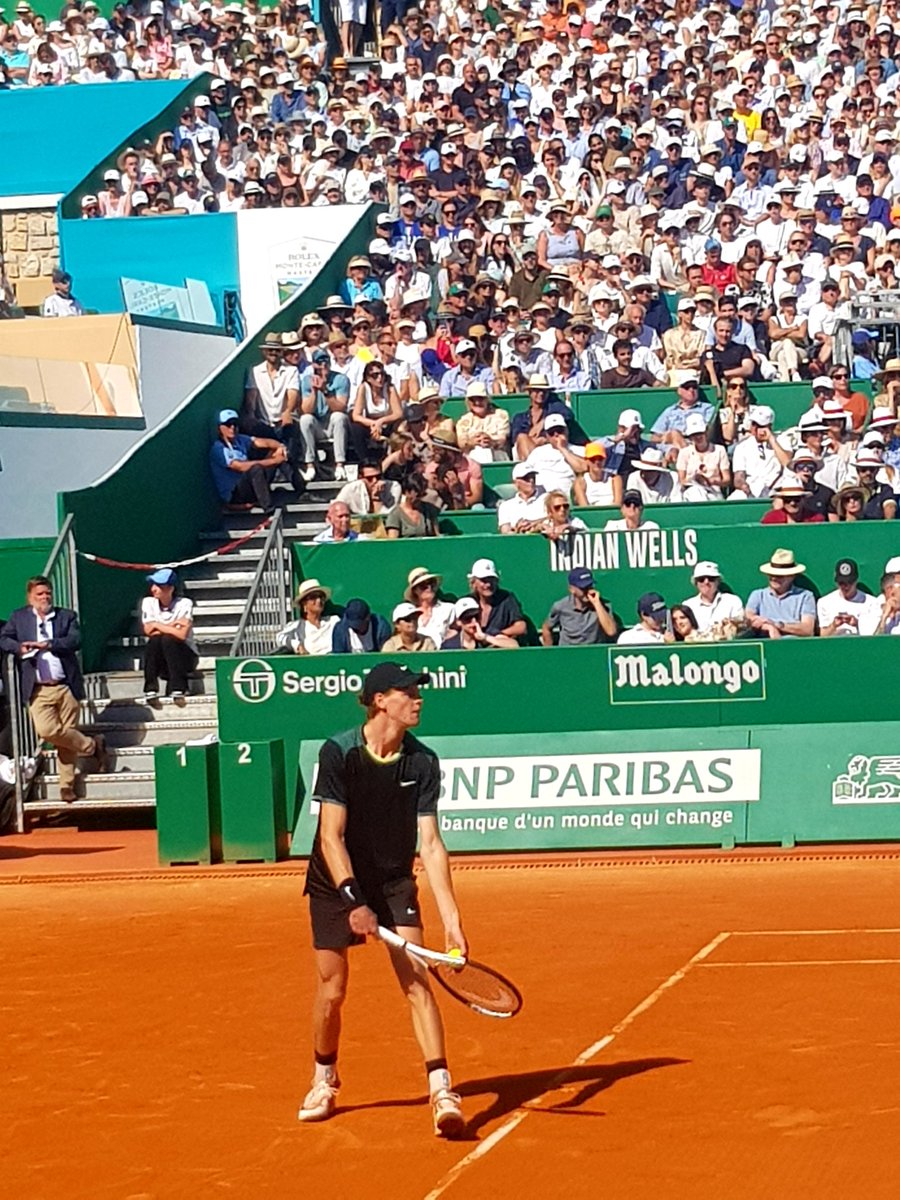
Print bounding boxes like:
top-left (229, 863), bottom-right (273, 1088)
top-left (216, 638), bottom-right (900, 831)
top-left (439, 500), bottom-right (769, 535)
top-left (61, 209), bottom-right (377, 671)
top-left (0, 538), bottom-right (54, 617)
top-left (293, 521), bottom-right (900, 640)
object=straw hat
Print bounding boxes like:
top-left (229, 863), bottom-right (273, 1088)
top-left (405, 566), bottom-right (442, 602)
top-left (874, 357), bottom-right (900, 378)
top-left (759, 548), bottom-right (806, 576)
top-left (295, 578), bottom-right (331, 605)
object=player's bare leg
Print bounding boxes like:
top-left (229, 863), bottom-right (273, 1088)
top-left (388, 927), bottom-right (465, 1138)
top-left (298, 949), bottom-right (348, 1122)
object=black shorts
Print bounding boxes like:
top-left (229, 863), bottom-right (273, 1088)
top-left (308, 876), bottom-right (422, 951)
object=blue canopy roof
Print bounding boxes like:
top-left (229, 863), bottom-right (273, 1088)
top-left (0, 80), bottom-right (190, 199)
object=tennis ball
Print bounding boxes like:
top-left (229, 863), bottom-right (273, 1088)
top-left (448, 948), bottom-right (463, 959)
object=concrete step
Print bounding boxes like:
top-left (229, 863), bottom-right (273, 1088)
top-left (199, 521), bottom-right (324, 543)
top-left (81, 694), bottom-right (219, 724)
top-left (42, 744), bottom-right (155, 773)
top-left (104, 646), bottom-right (226, 671)
top-left (86, 718), bottom-right (217, 748)
top-left (32, 770), bottom-right (157, 802)
top-left (84, 670), bottom-right (215, 701)
top-left (25, 796), bottom-right (156, 813)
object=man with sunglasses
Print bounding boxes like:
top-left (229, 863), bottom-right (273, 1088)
top-left (681, 562), bottom-right (745, 637)
top-left (335, 459), bottom-right (401, 516)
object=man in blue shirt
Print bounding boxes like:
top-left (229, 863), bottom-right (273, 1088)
top-left (298, 351), bottom-right (352, 482)
top-left (340, 256), bottom-right (384, 306)
top-left (209, 409), bottom-right (286, 515)
top-left (650, 379), bottom-right (715, 448)
top-left (270, 74), bottom-right (305, 124)
top-left (745, 549), bottom-right (817, 638)
top-left (438, 340), bottom-right (496, 398)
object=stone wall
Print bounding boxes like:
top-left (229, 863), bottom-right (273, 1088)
top-left (1, 208), bottom-right (60, 289)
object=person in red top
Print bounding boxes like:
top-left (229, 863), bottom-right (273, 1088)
top-left (541, 0), bottom-right (569, 37)
top-left (701, 241), bottom-right (737, 292)
top-left (761, 478), bottom-right (826, 524)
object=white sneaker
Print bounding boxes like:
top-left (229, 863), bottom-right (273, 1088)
top-left (297, 1076), bottom-right (340, 1123)
top-left (334, 464), bottom-right (348, 481)
top-left (301, 465), bottom-right (317, 483)
top-left (431, 1088), bottom-right (465, 1138)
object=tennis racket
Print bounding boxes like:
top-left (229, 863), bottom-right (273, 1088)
top-left (377, 926), bottom-right (522, 1019)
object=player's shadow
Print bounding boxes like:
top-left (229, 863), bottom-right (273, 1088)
top-left (341, 1057), bottom-right (687, 1139)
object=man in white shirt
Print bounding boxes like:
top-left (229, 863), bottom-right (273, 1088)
top-left (682, 561), bottom-right (745, 635)
top-left (42, 270), bottom-right (85, 318)
top-left (817, 557), bottom-right (883, 637)
top-left (732, 405), bottom-right (791, 497)
top-left (497, 464), bottom-right (547, 533)
top-left (617, 592), bottom-right (674, 644)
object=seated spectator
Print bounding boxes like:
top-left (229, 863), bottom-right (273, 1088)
top-left (545, 338), bottom-right (593, 393)
top-left (382, 431), bottom-right (421, 483)
top-left (336, 459), bottom-right (401, 515)
top-left (384, 472), bottom-right (440, 538)
top-left (602, 409), bottom-right (652, 478)
top-left (700, 316), bottom-right (755, 388)
top-left (509, 375), bottom-right (571, 460)
top-left (498, 464), bottom-right (547, 533)
top-left (312, 501), bottom-right (358, 544)
top-left (441, 597), bottom-right (519, 650)
top-left (439, 337), bottom-right (497, 398)
top-left (331, 598), bottom-right (391, 653)
top-left (603, 489), bottom-right (661, 532)
top-left (298, 348), bottom-right (351, 484)
top-left (663, 297), bottom-right (706, 386)
top-left (831, 477), bottom-right (866, 520)
top-left (745, 549), bottom-right (816, 639)
top-left (732, 405), bottom-right (790, 498)
top-left (42, 269), bottom-right (84, 318)
top-left (719, 377), bottom-right (753, 446)
top-left (381, 603), bottom-right (438, 654)
top-left (467, 558), bottom-right (527, 641)
top-left (650, 377), bottom-right (715, 449)
top-left (541, 568), bottom-right (617, 646)
top-left (538, 491), bottom-right (588, 542)
top-left (853, 452), bottom-right (897, 519)
top-left (599, 339), bottom-right (660, 390)
top-left (209, 408), bottom-right (285, 516)
top-left (350, 359), bottom-right (403, 463)
top-left (455, 382), bottom-right (511, 462)
top-left (140, 569), bottom-right (197, 704)
top-left (832, 363), bottom-right (870, 432)
top-left (787, 449), bottom-right (833, 519)
top-left (626, 447), bottom-right (678, 505)
top-left (817, 558), bottom-right (883, 637)
top-left (403, 567), bottom-right (455, 648)
top-left (761, 477), bottom-right (825, 524)
top-left (876, 568), bottom-right (900, 635)
top-left (617, 592), bottom-right (674, 645)
top-left (419, 387), bottom-right (456, 444)
top-left (682, 561), bottom-right (745, 638)
top-left (276, 579), bottom-right (339, 656)
top-left (671, 604), bottom-right (701, 642)
top-left (523, 412), bottom-right (587, 497)
top-left (573, 442), bottom-right (622, 508)
top-left (677, 413), bottom-right (731, 501)
top-left (767, 292), bottom-right (809, 382)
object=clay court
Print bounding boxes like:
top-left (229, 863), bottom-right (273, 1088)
top-left (2, 838), bottom-right (899, 1199)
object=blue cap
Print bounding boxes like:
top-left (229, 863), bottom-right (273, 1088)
top-left (852, 329), bottom-right (878, 345)
top-left (311, 349), bottom-right (330, 364)
top-left (637, 591), bottom-right (667, 618)
top-left (147, 568), bottom-right (177, 586)
top-left (218, 408), bottom-right (239, 424)
top-left (568, 568), bottom-right (595, 591)
top-left (705, 238), bottom-right (721, 251)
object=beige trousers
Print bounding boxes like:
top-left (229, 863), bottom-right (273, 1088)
top-left (29, 683), bottom-right (94, 791)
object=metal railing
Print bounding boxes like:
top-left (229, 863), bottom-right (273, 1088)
top-left (2, 513), bottom-right (80, 831)
top-left (229, 510), bottom-right (291, 658)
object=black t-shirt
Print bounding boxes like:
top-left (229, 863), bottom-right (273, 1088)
top-left (802, 481), bottom-right (834, 521)
top-left (430, 166), bottom-right (468, 192)
top-left (701, 340), bottom-right (752, 384)
top-left (478, 587), bottom-right (524, 637)
top-left (305, 726), bottom-right (439, 900)
top-left (863, 482), bottom-right (895, 520)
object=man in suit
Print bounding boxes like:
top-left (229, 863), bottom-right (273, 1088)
top-left (0, 576), bottom-right (109, 803)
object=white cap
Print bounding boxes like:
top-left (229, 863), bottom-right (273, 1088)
top-left (512, 462), bottom-right (538, 480)
top-left (453, 596), bottom-right (480, 620)
top-left (469, 558), bottom-right (499, 580)
top-left (749, 404), bottom-right (774, 427)
top-left (544, 413), bottom-right (568, 432)
top-left (812, 375), bottom-right (834, 390)
top-left (885, 556), bottom-right (900, 574)
top-left (870, 407), bottom-right (897, 427)
top-left (399, 191), bottom-right (417, 205)
top-left (685, 412), bottom-right (707, 436)
top-left (277, 71), bottom-right (294, 86)
top-left (692, 560), bottom-right (722, 579)
top-left (618, 408), bottom-right (644, 429)
top-left (455, 339), bottom-right (476, 354)
top-left (677, 297), bottom-right (696, 312)
top-left (392, 602), bottom-right (421, 622)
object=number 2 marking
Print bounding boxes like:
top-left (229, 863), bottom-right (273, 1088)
top-left (238, 743), bottom-right (252, 765)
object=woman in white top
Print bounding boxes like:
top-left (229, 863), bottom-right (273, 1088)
top-left (403, 566), bottom-right (455, 647)
top-left (276, 579), bottom-right (339, 656)
top-left (573, 443), bottom-right (622, 508)
top-left (350, 359), bottom-right (403, 463)
top-left (140, 568), bottom-right (197, 702)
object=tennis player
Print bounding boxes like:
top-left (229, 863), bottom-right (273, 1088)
top-left (298, 661), bottom-right (468, 1137)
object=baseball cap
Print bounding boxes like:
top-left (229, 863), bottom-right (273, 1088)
top-left (544, 413), bottom-right (568, 432)
top-left (218, 408), bottom-right (240, 424)
top-left (637, 592), bottom-right (667, 618)
top-left (685, 412), bottom-right (707, 436)
top-left (623, 488), bottom-right (644, 506)
top-left (512, 463), bottom-right (538, 480)
top-left (392, 602), bottom-right (421, 622)
top-left (470, 558), bottom-right (499, 580)
top-left (812, 375), bottom-right (835, 391)
top-left (453, 597), bottom-right (480, 621)
top-left (692, 561), bottom-right (721, 580)
top-left (749, 404), bottom-right (774, 427)
top-left (568, 568), bottom-right (595, 591)
top-left (584, 442), bottom-right (606, 460)
top-left (618, 408), bottom-right (644, 429)
top-left (834, 558), bottom-right (859, 584)
top-left (146, 568), bottom-right (177, 586)
top-left (360, 661), bottom-right (429, 702)
top-left (456, 339), bottom-right (476, 354)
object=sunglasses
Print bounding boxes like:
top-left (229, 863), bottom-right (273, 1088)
top-left (694, 576), bottom-right (715, 583)
top-left (551, 503), bottom-right (570, 511)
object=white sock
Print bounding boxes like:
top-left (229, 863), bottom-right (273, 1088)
top-left (314, 1061), bottom-right (337, 1084)
top-left (429, 1067), bottom-right (452, 1096)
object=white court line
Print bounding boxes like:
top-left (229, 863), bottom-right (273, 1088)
top-left (729, 928), bottom-right (900, 937)
top-left (421, 931), bottom-right (731, 1200)
top-left (700, 958), bottom-right (900, 968)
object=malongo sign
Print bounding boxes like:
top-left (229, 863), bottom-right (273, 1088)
top-left (608, 643), bottom-right (766, 704)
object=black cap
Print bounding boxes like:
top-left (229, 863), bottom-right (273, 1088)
top-left (623, 488), bottom-right (644, 506)
top-left (637, 592), bottom-right (667, 618)
top-left (835, 557), bottom-right (859, 583)
top-left (361, 662), bottom-right (430, 703)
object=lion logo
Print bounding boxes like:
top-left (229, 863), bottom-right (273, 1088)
top-left (832, 756), bottom-right (900, 804)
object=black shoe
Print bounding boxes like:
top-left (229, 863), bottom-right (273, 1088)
top-left (290, 467), bottom-right (307, 498)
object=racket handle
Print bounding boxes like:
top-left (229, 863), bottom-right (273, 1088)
top-left (377, 926), bottom-right (407, 951)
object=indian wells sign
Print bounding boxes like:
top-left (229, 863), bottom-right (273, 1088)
top-left (608, 643), bottom-right (766, 704)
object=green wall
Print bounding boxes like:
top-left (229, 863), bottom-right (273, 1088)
top-left (61, 210), bottom-right (378, 671)
top-left (0, 539), bottom-right (54, 618)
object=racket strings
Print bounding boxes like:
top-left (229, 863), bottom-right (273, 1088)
top-left (434, 961), bottom-right (522, 1016)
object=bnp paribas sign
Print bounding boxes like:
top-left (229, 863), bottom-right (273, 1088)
top-left (608, 643), bottom-right (766, 705)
